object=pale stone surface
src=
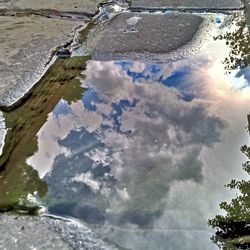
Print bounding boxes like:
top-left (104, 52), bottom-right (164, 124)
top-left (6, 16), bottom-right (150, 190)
top-left (131, 0), bottom-right (244, 10)
top-left (0, 15), bottom-right (83, 107)
top-left (0, 0), bottom-right (100, 13)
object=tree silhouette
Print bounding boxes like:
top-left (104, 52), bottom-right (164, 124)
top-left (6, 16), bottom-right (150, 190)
top-left (214, 13), bottom-right (250, 72)
top-left (208, 114), bottom-right (250, 249)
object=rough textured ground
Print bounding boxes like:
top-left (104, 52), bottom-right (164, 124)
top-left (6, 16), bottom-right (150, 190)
top-left (0, 214), bottom-right (116, 249)
top-left (131, 0), bottom-right (244, 10)
top-left (0, 0), bottom-right (100, 13)
top-left (0, 16), bottom-right (84, 107)
top-left (0, 0), bottom-right (102, 108)
top-left (90, 12), bottom-right (203, 61)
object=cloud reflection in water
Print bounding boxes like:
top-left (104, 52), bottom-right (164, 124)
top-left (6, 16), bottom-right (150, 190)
top-left (27, 54), bottom-right (250, 249)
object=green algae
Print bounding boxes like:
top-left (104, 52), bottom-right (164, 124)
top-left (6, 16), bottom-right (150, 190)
top-left (0, 55), bottom-right (90, 211)
top-left (78, 18), bottom-right (99, 45)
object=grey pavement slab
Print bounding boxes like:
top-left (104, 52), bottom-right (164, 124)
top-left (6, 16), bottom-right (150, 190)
top-left (131, 0), bottom-right (244, 10)
top-left (91, 12), bottom-right (203, 61)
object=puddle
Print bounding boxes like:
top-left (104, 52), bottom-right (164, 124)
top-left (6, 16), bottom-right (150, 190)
top-left (0, 11), bottom-right (250, 250)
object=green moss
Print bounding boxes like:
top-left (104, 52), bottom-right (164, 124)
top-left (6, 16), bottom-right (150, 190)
top-left (78, 19), bottom-right (98, 44)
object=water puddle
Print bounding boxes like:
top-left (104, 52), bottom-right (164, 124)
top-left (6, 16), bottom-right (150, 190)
top-left (1, 11), bottom-right (250, 250)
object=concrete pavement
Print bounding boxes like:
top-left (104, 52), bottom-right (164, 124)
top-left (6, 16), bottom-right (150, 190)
top-left (131, 0), bottom-right (244, 10)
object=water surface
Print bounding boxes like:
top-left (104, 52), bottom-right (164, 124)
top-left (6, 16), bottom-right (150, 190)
top-left (25, 22), bottom-right (250, 249)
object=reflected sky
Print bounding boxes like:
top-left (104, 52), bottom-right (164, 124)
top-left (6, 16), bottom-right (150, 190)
top-left (26, 33), bottom-right (250, 249)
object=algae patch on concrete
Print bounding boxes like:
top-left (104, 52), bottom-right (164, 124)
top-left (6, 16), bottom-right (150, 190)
top-left (0, 56), bottom-right (90, 211)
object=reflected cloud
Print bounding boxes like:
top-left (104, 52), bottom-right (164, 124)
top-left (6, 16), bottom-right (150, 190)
top-left (26, 41), bottom-right (250, 249)
top-left (32, 59), bottom-right (225, 219)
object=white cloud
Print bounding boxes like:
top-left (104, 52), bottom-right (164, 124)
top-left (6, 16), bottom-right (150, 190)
top-left (71, 172), bottom-right (101, 193)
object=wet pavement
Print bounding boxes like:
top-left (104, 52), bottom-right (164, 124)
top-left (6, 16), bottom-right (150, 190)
top-left (0, 1), bottom-right (250, 250)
